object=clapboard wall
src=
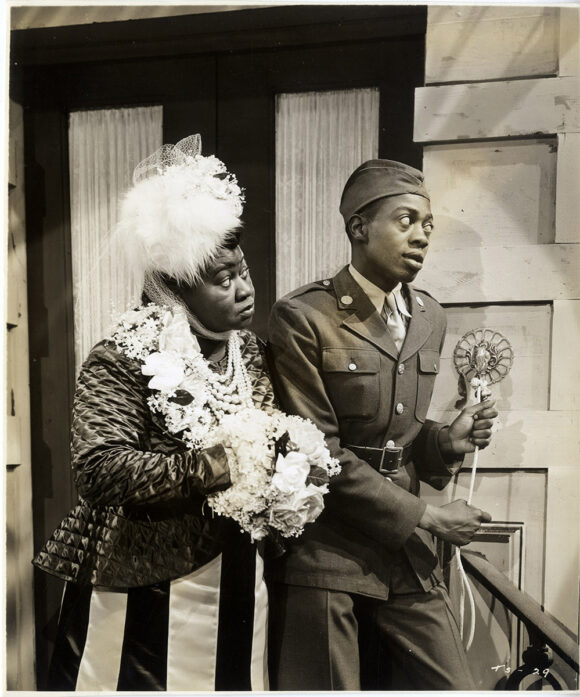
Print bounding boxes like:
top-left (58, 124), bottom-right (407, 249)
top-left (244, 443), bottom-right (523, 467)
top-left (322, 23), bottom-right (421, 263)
top-left (415, 5), bottom-right (579, 680)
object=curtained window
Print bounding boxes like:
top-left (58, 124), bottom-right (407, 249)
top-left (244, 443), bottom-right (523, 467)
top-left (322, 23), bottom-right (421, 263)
top-left (68, 106), bottom-right (163, 371)
top-left (275, 88), bottom-right (379, 298)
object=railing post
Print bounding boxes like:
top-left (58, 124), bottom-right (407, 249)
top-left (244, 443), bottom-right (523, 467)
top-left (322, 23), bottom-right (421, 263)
top-left (504, 629), bottom-right (567, 690)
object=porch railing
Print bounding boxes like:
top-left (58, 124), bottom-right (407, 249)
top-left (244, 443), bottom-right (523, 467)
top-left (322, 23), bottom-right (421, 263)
top-left (462, 550), bottom-right (579, 690)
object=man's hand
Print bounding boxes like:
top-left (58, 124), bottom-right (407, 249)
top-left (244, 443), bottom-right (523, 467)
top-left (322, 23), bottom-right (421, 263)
top-left (418, 499), bottom-right (492, 546)
top-left (439, 400), bottom-right (498, 456)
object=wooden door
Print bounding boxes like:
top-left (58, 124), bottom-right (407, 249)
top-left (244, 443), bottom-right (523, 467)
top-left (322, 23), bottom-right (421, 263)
top-left (13, 7), bottom-right (427, 685)
top-left (19, 55), bottom-right (217, 687)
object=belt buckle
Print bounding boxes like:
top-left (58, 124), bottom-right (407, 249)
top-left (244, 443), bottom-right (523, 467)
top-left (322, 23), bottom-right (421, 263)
top-left (379, 445), bottom-right (403, 474)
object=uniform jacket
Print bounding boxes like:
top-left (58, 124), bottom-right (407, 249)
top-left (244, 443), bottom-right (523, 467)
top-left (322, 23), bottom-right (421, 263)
top-left (267, 266), bottom-right (460, 599)
top-left (33, 330), bottom-right (276, 589)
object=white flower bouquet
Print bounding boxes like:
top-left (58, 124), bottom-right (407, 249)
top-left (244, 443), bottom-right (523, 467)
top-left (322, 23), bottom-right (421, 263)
top-left (112, 304), bottom-right (340, 543)
top-left (205, 407), bottom-right (341, 541)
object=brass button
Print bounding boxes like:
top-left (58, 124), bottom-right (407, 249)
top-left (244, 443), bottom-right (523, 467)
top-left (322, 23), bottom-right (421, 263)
top-left (386, 440), bottom-right (395, 448)
top-left (322, 279), bottom-right (330, 286)
top-left (398, 363), bottom-right (405, 374)
top-left (341, 295), bottom-right (353, 305)
top-left (385, 476), bottom-right (392, 482)
top-left (416, 296), bottom-right (424, 307)
top-left (395, 402), bottom-right (404, 415)
top-left (348, 362), bottom-right (357, 371)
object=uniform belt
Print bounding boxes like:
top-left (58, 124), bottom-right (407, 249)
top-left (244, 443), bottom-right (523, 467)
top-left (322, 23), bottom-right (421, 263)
top-left (347, 443), bottom-right (413, 475)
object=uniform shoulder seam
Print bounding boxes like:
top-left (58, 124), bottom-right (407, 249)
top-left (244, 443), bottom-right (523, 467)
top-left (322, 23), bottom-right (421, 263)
top-left (279, 279), bottom-right (331, 301)
top-left (412, 286), bottom-right (440, 302)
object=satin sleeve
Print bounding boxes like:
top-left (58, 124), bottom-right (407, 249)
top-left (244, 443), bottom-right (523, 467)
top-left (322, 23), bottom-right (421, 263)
top-left (71, 342), bottom-right (230, 507)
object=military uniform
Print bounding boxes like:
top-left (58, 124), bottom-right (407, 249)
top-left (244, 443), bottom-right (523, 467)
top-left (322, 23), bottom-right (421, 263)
top-left (267, 265), bottom-right (473, 690)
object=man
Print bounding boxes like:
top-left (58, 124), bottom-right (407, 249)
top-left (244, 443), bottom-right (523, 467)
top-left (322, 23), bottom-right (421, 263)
top-left (266, 159), bottom-right (498, 690)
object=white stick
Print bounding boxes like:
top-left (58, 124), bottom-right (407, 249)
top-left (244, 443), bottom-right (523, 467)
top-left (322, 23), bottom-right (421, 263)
top-left (467, 385), bottom-right (482, 504)
top-left (458, 382), bottom-right (482, 650)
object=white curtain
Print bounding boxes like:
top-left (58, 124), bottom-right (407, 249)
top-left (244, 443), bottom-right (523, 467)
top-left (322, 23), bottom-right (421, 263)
top-left (69, 106), bottom-right (163, 371)
top-left (275, 88), bottom-right (379, 298)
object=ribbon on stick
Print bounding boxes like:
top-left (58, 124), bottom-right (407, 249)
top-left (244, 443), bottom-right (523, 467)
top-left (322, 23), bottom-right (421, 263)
top-left (452, 328), bottom-right (514, 650)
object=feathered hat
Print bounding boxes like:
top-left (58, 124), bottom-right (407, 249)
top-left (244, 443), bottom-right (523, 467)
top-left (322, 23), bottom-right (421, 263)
top-left (117, 134), bottom-right (245, 287)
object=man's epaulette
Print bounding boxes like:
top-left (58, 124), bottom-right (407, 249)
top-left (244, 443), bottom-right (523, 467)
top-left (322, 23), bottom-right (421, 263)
top-left (410, 286), bottom-right (444, 311)
top-left (283, 278), bottom-right (333, 300)
top-left (412, 286), bottom-right (437, 301)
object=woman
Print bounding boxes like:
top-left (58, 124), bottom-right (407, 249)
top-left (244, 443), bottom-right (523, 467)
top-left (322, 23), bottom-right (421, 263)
top-left (33, 136), bottom-right (274, 692)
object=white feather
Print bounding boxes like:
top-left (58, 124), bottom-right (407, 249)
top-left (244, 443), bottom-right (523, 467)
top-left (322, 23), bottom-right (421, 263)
top-left (116, 163), bottom-right (242, 287)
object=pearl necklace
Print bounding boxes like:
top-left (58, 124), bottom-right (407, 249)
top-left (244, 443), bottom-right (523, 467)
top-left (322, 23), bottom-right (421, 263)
top-left (194, 333), bottom-right (254, 421)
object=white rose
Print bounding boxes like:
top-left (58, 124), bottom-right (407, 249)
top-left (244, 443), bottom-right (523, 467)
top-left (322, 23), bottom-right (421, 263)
top-left (142, 351), bottom-right (185, 392)
top-left (294, 438), bottom-right (328, 466)
top-left (301, 484), bottom-right (326, 523)
top-left (286, 419), bottom-right (329, 465)
top-left (269, 484), bottom-right (326, 533)
top-left (271, 452), bottom-right (310, 493)
top-left (269, 497), bottom-right (309, 533)
top-left (158, 309), bottom-right (199, 356)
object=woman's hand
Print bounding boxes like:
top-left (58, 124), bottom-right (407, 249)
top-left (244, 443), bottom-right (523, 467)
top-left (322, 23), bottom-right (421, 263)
top-left (198, 444), bottom-right (231, 494)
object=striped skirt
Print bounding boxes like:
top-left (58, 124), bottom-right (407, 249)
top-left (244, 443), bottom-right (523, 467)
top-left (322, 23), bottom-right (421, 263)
top-left (47, 542), bottom-right (268, 691)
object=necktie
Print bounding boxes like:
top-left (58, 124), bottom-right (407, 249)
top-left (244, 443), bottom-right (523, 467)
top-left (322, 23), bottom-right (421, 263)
top-left (381, 293), bottom-right (406, 351)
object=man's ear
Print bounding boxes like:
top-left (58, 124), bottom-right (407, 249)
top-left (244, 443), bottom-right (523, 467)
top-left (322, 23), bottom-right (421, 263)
top-left (348, 214), bottom-right (368, 243)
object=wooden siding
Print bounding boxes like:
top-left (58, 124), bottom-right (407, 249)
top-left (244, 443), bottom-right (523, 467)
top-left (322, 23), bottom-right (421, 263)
top-left (418, 244), bottom-right (579, 302)
top-left (426, 6), bottom-right (559, 84)
top-left (424, 139), bottom-right (557, 248)
top-left (417, 6), bottom-right (580, 636)
top-left (550, 299), bottom-right (580, 412)
top-left (415, 76), bottom-right (580, 142)
top-left (555, 132), bottom-right (580, 243)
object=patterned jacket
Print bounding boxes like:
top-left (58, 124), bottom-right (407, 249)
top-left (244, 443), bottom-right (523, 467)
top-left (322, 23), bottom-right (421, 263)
top-left (33, 330), bottom-right (275, 589)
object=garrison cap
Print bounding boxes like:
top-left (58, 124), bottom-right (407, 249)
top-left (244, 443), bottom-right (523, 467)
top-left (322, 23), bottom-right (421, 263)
top-left (339, 159), bottom-right (430, 224)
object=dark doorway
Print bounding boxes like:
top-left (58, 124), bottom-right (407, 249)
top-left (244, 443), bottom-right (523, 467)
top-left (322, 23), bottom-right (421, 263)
top-left (11, 5), bottom-right (426, 686)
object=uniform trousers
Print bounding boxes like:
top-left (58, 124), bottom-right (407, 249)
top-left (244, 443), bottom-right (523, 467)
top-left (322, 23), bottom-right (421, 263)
top-left (268, 580), bottom-right (475, 691)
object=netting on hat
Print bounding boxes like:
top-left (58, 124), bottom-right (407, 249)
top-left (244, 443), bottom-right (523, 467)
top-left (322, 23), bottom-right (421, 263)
top-left (132, 134), bottom-right (203, 184)
top-left (131, 133), bottom-right (244, 217)
top-left (142, 271), bottom-right (233, 342)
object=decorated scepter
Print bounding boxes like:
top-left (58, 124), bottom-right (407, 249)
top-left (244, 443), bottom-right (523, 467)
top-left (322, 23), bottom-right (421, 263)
top-left (452, 328), bottom-right (514, 650)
